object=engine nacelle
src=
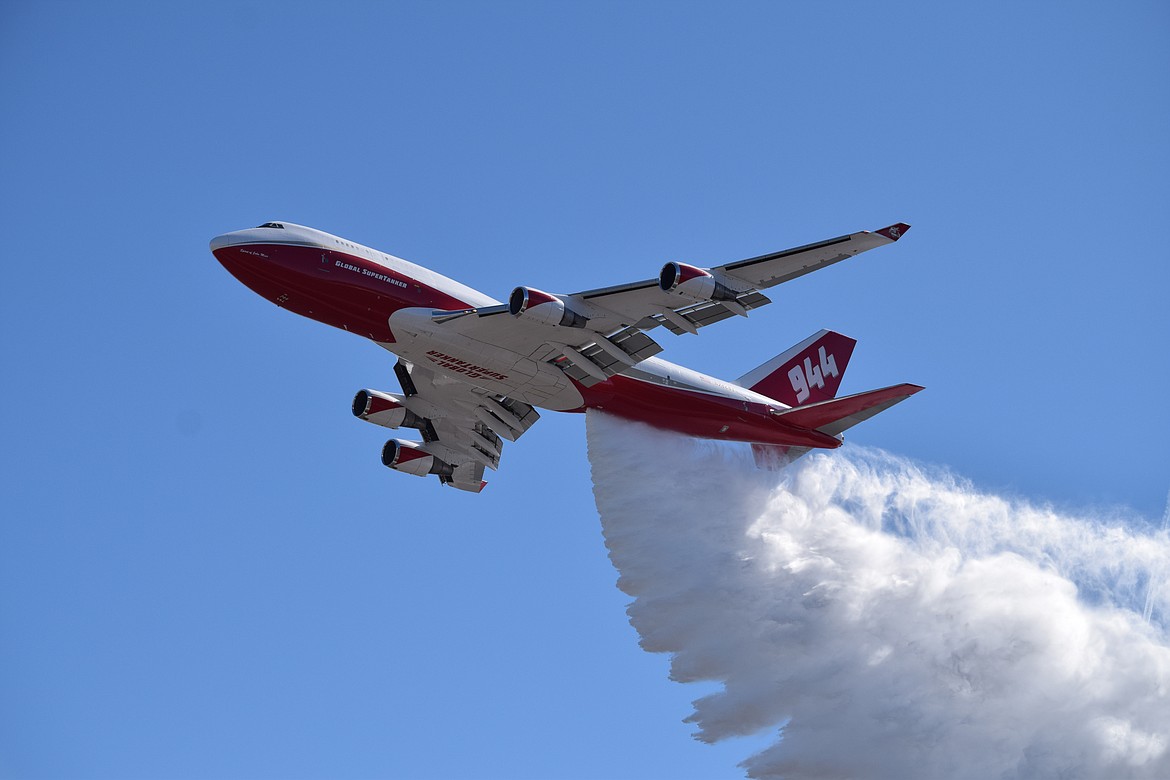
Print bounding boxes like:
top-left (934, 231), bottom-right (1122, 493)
top-left (381, 439), bottom-right (454, 478)
top-left (658, 262), bottom-right (740, 303)
top-left (508, 286), bottom-right (588, 328)
top-left (352, 389), bottom-right (424, 430)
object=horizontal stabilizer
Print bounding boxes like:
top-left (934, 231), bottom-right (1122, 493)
top-left (771, 383), bottom-right (924, 437)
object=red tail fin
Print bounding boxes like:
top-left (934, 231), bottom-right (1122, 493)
top-left (736, 330), bottom-right (857, 406)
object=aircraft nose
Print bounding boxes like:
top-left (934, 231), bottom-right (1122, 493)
top-left (210, 232), bottom-right (240, 254)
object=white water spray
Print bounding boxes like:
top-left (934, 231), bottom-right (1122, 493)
top-left (586, 411), bottom-right (1170, 779)
top-left (1143, 491), bottom-right (1170, 626)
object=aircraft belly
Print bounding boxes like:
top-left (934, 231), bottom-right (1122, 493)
top-left (385, 309), bottom-right (584, 410)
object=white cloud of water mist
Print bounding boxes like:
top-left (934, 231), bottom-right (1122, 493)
top-left (586, 411), bottom-right (1170, 779)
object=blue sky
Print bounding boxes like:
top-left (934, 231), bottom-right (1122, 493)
top-left (2, 3), bottom-right (1167, 778)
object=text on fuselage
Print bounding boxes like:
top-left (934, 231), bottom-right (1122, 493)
top-left (425, 350), bottom-right (509, 382)
top-left (335, 259), bottom-right (408, 289)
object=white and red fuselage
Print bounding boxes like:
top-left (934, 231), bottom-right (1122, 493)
top-left (212, 221), bottom-right (919, 472)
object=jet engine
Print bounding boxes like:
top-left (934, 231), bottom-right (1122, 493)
top-left (658, 262), bottom-right (741, 303)
top-left (508, 286), bottom-right (588, 328)
top-left (381, 439), bottom-right (454, 478)
top-left (352, 389), bottom-right (425, 430)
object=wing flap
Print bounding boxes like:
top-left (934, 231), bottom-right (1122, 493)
top-left (574, 327), bottom-right (663, 372)
top-left (643, 291), bottom-right (772, 335)
top-left (445, 462), bottom-right (488, 493)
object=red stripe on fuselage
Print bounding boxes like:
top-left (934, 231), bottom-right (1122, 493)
top-left (216, 241), bottom-right (841, 449)
top-left (574, 373), bottom-right (842, 449)
top-left (213, 243), bottom-right (475, 342)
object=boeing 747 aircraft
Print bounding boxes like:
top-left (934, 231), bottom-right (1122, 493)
top-left (211, 221), bottom-right (921, 492)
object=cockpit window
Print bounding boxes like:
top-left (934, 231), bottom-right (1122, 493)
top-left (257, 222), bottom-right (285, 229)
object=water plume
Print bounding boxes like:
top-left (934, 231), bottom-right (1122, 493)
top-left (586, 411), bottom-right (1170, 779)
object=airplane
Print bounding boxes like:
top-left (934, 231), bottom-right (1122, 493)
top-left (210, 221), bottom-right (922, 492)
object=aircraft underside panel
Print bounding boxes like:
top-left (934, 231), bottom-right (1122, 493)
top-left (385, 308), bottom-right (587, 411)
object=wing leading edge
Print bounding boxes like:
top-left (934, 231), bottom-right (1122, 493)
top-left (569, 222), bottom-right (910, 335)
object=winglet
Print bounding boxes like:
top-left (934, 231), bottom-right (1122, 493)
top-left (875, 223), bottom-right (910, 241)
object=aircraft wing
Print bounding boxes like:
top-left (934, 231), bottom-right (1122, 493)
top-left (569, 222), bottom-right (910, 336)
top-left (432, 223), bottom-right (908, 386)
top-left (392, 359), bottom-right (540, 492)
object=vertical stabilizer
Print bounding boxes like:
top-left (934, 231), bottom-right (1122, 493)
top-left (735, 330), bottom-right (857, 406)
